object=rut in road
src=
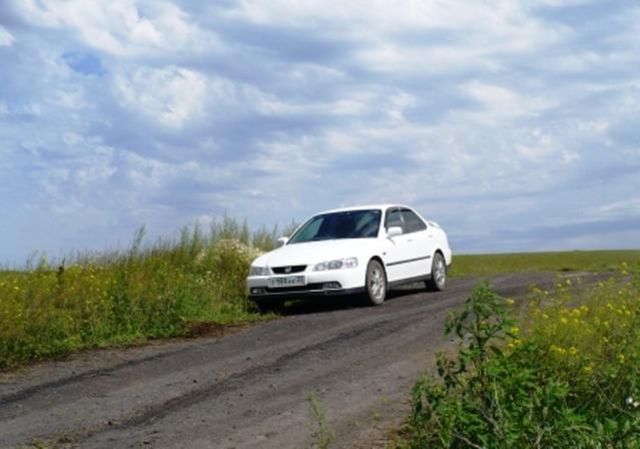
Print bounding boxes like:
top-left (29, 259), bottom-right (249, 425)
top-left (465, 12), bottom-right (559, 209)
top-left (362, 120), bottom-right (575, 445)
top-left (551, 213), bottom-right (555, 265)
top-left (111, 316), bottom-right (415, 430)
top-left (0, 273), bottom-right (564, 449)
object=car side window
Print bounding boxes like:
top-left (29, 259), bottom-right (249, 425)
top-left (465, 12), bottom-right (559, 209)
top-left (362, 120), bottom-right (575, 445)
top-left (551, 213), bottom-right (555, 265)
top-left (400, 209), bottom-right (427, 233)
top-left (385, 208), bottom-right (404, 233)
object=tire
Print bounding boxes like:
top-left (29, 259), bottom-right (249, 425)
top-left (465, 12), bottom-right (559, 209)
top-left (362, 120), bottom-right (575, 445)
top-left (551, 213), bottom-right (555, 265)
top-left (365, 259), bottom-right (387, 305)
top-left (426, 252), bottom-right (446, 291)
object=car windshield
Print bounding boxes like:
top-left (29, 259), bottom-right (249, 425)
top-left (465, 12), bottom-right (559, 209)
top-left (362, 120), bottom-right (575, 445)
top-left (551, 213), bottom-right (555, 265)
top-left (288, 209), bottom-right (381, 244)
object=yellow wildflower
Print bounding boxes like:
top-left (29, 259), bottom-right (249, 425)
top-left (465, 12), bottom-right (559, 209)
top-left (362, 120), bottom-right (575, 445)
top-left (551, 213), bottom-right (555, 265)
top-left (568, 347), bottom-right (578, 356)
top-left (507, 339), bottom-right (521, 349)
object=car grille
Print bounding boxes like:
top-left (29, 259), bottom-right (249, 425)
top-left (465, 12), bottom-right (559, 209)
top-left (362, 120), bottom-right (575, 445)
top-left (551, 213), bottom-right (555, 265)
top-left (271, 265), bottom-right (307, 274)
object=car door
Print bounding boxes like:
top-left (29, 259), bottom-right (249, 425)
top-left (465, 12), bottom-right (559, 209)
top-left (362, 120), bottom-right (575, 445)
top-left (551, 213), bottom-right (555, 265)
top-left (399, 208), bottom-right (434, 278)
top-left (382, 207), bottom-right (415, 282)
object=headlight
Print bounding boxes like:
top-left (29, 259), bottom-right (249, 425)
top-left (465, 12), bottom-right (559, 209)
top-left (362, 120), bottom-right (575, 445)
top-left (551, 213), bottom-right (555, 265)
top-left (313, 257), bottom-right (358, 271)
top-left (249, 266), bottom-right (269, 276)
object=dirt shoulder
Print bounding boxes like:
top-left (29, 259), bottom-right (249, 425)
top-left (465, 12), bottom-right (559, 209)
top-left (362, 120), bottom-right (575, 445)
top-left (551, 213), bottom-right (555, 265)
top-left (0, 273), bottom-right (562, 449)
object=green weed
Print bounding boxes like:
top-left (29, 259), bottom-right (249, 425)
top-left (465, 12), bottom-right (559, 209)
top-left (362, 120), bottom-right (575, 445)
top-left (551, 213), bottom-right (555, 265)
top-left (398, 263), bottom-right (640, 448)
top-left (307, 392), bottom-right (335, 449)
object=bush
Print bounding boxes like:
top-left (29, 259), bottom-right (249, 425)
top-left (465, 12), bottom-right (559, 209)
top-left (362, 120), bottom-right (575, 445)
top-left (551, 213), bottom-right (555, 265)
top-left (399, 265), bottom-right (640, 448)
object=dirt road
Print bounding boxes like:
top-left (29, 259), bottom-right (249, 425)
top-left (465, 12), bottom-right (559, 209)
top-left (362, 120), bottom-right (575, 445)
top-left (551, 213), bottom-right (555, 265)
top-left (0, 273), bottom-right (559, 449)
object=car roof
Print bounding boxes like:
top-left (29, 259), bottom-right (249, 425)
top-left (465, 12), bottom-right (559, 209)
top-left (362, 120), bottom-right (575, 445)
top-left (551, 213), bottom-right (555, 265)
top-left (317, 204), bottom-right (412, 215)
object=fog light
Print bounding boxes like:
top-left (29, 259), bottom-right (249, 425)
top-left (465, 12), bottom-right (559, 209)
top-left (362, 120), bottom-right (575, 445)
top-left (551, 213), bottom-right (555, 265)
top-left (251, 288), bottom-right (265, 295)
top-left (323, 282), bottom-right (341, 289)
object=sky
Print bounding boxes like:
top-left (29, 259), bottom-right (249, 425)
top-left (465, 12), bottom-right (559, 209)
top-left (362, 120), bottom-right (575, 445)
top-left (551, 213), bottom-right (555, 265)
top-left (1, 0), bottom-right (639, 264)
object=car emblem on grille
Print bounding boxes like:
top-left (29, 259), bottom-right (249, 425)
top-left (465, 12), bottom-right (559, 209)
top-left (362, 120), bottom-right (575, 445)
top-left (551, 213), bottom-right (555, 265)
top-left (284, 266), bottom-right (292, 273)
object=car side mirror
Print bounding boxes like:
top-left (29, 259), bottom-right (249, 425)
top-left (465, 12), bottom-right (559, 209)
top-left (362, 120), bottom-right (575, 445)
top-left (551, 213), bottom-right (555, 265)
top-left (387, 226), bottom-right (403, 238)
top-left (276, 236), bottom-right (289, 247)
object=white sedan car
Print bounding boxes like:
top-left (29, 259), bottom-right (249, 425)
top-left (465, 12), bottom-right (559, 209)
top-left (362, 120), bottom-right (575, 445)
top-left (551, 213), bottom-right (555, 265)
top-left (246, 204), bottom-right (452, 308)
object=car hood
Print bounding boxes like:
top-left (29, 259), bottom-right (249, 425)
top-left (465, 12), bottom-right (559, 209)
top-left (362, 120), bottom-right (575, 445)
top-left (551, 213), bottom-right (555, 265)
top-left (253, 239), bottom-right (376, 268)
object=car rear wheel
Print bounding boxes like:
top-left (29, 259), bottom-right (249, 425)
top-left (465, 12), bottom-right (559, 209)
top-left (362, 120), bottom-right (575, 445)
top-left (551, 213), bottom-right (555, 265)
top-left (365, 259), bottom-right (387, 305)
top-left (426, 252), bottom-right (446, 291)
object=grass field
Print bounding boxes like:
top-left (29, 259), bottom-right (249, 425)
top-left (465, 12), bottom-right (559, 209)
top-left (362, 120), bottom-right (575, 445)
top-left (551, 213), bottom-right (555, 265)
top-left (1, 225), bottom-right (639, 372)
top-left (450, 250), bottom-right (640, 277)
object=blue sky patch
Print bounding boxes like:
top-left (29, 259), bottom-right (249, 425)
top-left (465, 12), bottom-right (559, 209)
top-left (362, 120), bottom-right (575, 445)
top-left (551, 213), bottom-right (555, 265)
top-left (63, 52), bottom-right (105, 76)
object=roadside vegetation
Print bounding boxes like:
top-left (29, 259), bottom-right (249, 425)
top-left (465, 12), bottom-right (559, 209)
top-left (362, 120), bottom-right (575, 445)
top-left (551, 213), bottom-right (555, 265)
top-left (0, 218), bottom-right (297, 369)
top-left (396, 263), bottom-right (640, 448)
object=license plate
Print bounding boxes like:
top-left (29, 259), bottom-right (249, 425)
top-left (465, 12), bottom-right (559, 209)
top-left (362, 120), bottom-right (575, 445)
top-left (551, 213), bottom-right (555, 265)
top-left (267, 275), bottom-right (306, 288)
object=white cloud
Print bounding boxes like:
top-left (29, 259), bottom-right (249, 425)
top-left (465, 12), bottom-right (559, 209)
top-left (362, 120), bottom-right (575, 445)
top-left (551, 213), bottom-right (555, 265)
top-left (592, 198), bottom-right (640, 220)
top-left (0, 26), bottom-right (15, 46)
top-left (256, 89), bottom-right (374, 117)
top-left (460, 81), bottom-right (554, 123)
top-left (50, 88), bottom-right (87, 110)
top-left (10, 0), bottom-right (217, 56)
top-left (114, 66), bottom-right (207, 128)
top-left (536, 0), bottom-right (592, 6)
top-left (358, 44), bottom-right (494, 75)
top-left (122, 151), bottom-right (233, 190)
top-left (230, 0), bottom-right (535, 34)
top-left (232, 0), bottom-right (567, 71)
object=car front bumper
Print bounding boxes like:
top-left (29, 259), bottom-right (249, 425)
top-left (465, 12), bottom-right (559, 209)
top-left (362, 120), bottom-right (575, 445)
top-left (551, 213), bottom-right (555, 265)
top-left (246, 267), bottom-right (366, 301)
top-left (248, 285), bottom-right (366, 302)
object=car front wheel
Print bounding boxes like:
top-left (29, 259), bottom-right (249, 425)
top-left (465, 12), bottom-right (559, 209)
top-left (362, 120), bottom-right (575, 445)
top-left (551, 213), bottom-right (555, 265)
top-left (365, 259), bottom-right (387, 305)
top-left (426, 252), bottom-right (446, 291)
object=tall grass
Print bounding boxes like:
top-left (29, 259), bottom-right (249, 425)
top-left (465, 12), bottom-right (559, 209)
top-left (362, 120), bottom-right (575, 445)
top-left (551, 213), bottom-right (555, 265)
top-left (0, 218), bottom-right (297, 369)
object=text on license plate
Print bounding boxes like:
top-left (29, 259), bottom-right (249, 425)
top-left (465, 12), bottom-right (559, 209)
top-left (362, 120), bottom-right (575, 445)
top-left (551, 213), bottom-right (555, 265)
top-left (267, 275), bottom-right (306, 288)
